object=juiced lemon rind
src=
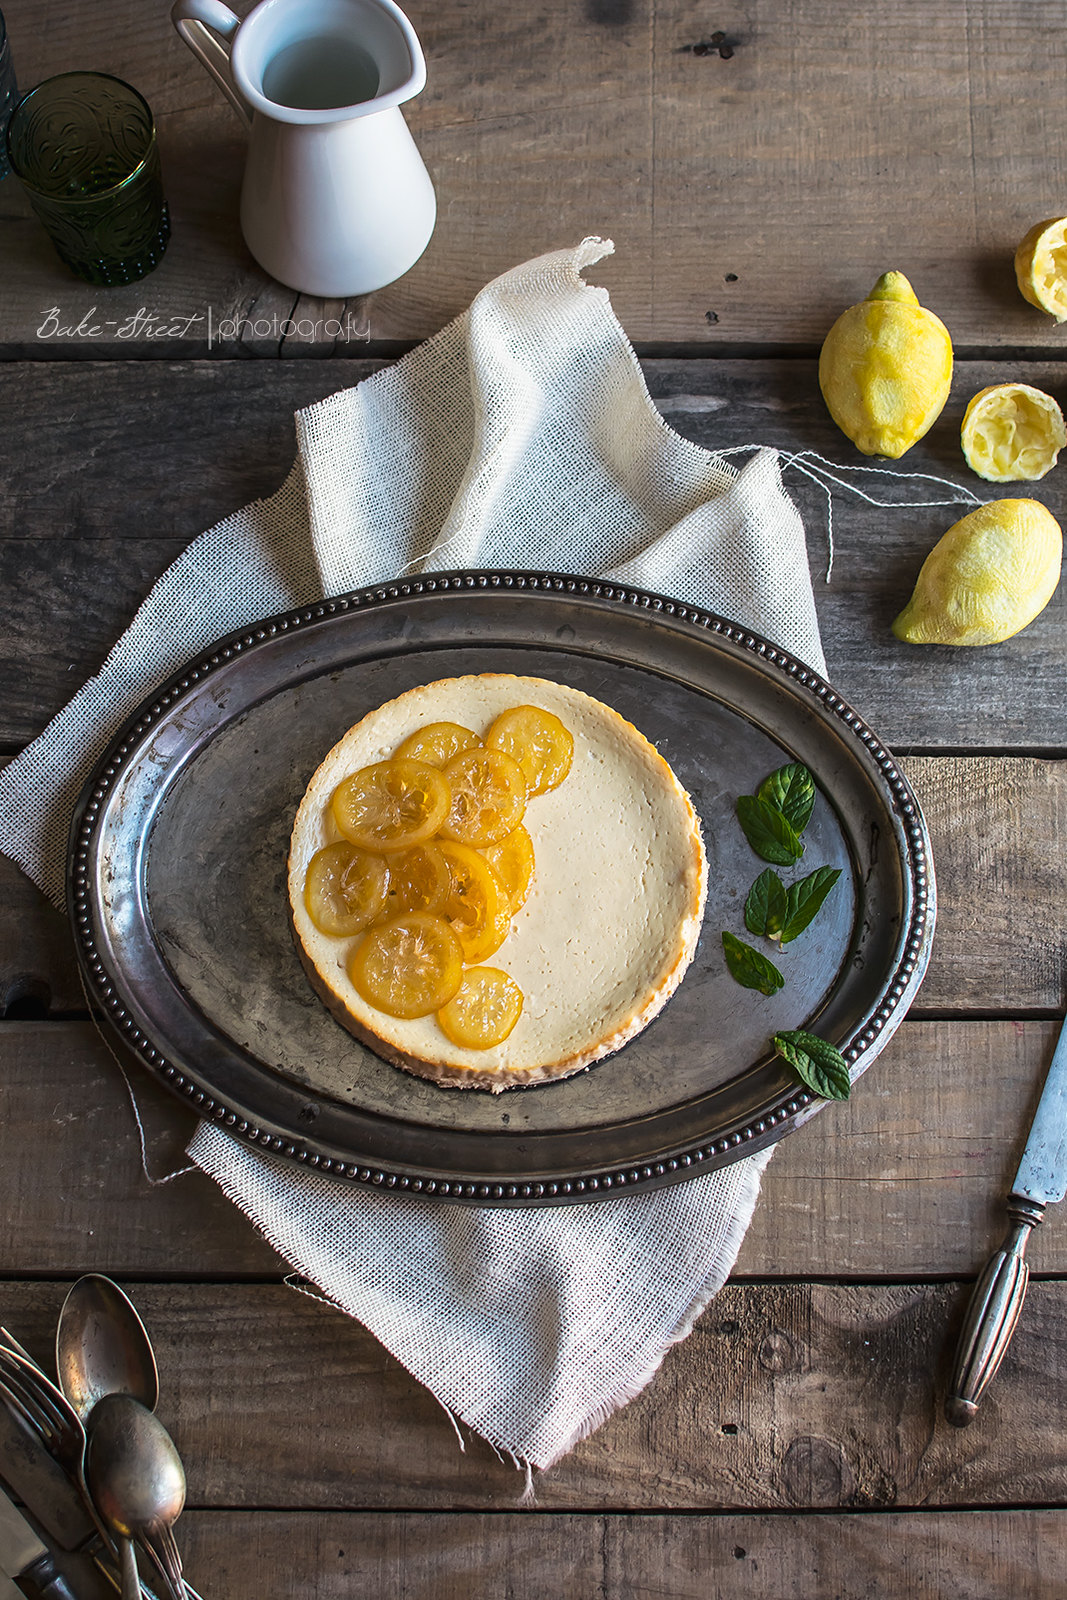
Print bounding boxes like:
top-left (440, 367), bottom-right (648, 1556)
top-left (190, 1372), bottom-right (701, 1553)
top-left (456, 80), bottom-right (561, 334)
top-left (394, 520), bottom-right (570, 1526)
top-left (960, 383), bottom-right (1067, 483)
top-left (1015, 217), bottom-right (1067, 323)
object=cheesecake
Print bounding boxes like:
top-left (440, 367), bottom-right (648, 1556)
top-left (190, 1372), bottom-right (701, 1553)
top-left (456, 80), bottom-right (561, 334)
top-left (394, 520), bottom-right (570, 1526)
top-left (287, 674), bottom-right (708, 1092)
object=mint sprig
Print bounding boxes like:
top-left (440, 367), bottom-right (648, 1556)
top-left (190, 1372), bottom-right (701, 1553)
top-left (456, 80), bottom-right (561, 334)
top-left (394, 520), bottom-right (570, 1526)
top-left (736, 794), bottom-right (804, 865)
top-left (725, 762), bottom-right (842, 992)
top-left (744, 868), bottom-right (788, 937)
top-left (779, 866), bottom-right (842, 945)
top-left (758, 763), bottom-right (816, 834)
top-left (722, 932), bottom-right (784, 995)
top-left (773, 1029), bottom-right (851, 1100)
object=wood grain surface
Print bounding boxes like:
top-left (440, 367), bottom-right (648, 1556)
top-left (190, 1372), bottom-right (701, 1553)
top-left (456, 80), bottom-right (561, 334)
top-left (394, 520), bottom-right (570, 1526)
top-left (0, 357), bottom-right (1063, 751)
top-left (0, 1275), bottom-right (1065, 1514)
top-left (0, 1015), bottom-right (1061, 1279)
top-left (173, 1508), bottom-right (1067, 1599)
top-left (1, 5), bottom-right (1065, 1594)
top-left (3, 0), bottom-right (1067, 354)
top-left (2, 753), bottom-right (1064, 1017)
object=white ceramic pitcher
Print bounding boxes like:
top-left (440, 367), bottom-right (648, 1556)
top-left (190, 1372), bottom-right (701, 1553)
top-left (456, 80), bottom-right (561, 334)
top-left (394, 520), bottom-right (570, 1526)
top-left (171, 0), bottom-right (436, 296)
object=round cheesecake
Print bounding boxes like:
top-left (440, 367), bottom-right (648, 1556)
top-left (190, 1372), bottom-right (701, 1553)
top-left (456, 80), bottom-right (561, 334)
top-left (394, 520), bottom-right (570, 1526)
top-left (287, 674), bottom-right (708, 1092)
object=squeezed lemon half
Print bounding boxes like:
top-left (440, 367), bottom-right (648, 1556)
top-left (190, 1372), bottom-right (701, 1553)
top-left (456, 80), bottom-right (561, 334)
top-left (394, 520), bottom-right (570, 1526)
top-left (892, 499), bottom-right (1062, 646)
top-left (819, 271), bottom-right (953, 457)
top-left (1015, 217), bottom-right (1067, 322)
top-left (961, 383), bottom-right (1066, 482)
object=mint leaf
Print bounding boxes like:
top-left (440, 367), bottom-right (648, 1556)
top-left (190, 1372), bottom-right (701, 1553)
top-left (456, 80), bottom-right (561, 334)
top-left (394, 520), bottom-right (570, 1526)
top-left (773, 1029), bottom-right (851, 1099)
top-left (736, 795), bottom-right (804, 866)
top-left (778, 866), bottom-right (842, 945)
top-left (745, 868), bottom-right (788, 937)
top-left (758, 763), bottom-right (816, 834)
top-left (722, 932), bottom-right (785, 995)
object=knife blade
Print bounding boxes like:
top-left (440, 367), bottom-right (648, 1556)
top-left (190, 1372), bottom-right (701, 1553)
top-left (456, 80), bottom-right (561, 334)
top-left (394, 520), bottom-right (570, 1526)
top-left (0, 1404), bottom-right (96, 1558)
top-left (1011, 1013), bottom-right (1067, 1204)
top-left (0, 1483), bottom-right (79, 1599)
top-left (945, 1011), bottom-right (1067, 1426)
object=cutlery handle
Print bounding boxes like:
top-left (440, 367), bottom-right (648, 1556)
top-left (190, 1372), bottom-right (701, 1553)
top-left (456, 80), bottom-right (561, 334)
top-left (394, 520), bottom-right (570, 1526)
top-left (116, 1535), bottom-right (140, 1600)
top-left (18, 1550), bottom-right (80, 1600)
top-left (944, 1195), bottom-right (1044, 1427)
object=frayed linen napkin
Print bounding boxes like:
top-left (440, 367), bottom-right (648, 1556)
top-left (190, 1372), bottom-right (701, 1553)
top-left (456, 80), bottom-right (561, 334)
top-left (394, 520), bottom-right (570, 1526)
top-left (0, 238), bottom-right (826, 1473)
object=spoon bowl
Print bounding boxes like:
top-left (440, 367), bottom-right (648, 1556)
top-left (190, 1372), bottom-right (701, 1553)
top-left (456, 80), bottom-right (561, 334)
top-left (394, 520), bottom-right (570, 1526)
top-left (55, 1275), bottom-right (180, 1597)
top-left (85, 1392), bottom-right (186, 1532)
top-left (85, 1392), bottom-right (186, 1599)
top-left (56, 1274), bottom-right (159, 1421)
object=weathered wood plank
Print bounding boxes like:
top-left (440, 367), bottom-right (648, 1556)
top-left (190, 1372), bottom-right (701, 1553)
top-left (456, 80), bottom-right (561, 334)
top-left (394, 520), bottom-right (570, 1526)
top-left (0, 359), bottom-right (1063, 749)
top-left (2, 1), bottom-right (1066, 353)
top-left (901, 756), bottom-right (1067, 1014)
top-left (167, 1507), bottom-right (1067, 1600)
top-left (2, 755), bottom-right (1064, 1016)
top-left (4, 757), bottom-right (1064, 1017)
top-left (0, 1278), bottom-right (1064, 1510)
top-left (0, 1018), bottom-right (1061, 1278)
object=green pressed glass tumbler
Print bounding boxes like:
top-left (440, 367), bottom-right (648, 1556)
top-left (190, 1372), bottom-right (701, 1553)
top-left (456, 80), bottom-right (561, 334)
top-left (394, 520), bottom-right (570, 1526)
top-left (0, 11), bottom-right (18, 181)
top-left (6, 71), bottom-right (169, 284)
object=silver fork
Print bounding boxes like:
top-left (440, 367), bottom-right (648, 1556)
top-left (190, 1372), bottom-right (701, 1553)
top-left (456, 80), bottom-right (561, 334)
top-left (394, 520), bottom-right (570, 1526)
top-left (145, 1524), bottom-right (184, 1600)
top-left (0, 1339), bottom-right (101, 1539)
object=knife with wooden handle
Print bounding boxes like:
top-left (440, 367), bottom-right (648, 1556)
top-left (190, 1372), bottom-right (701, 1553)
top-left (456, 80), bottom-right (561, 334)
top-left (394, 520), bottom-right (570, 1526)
top-left (0, 1485), bottom-right (79, 1600)
top-left (945, 1010), bottom-right (1067, 1426)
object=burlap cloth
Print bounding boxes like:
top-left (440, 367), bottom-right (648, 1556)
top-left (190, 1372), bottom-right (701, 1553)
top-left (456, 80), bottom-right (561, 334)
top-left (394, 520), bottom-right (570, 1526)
top-left (0, 238), bottom-right (830, 1473)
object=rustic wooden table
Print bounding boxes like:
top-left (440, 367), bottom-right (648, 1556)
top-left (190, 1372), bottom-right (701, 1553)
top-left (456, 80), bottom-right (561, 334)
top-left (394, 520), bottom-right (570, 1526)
top-left (1, 2), bottom-right (1065, 1595)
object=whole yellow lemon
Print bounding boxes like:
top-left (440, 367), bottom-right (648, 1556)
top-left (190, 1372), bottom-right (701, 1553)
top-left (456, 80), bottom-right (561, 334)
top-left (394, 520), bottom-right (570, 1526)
top-left (892, 499), bottom-right (1062, 646)
top-left (819, 272), bottom-right (953, 458)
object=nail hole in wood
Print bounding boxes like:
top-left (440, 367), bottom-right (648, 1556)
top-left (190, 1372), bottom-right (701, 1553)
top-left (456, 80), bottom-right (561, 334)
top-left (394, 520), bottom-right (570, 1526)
top-left (1, 976), bottom-right (52, 1019)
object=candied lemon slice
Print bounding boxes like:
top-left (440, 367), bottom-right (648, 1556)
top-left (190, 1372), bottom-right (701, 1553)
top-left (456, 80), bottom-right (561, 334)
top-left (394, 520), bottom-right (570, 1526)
top-left (437, 967), bottom-right (524, 1050)
top-left (482, 824), bottom-right (535, 913)
top-left (304, 841), bottom-right (390, 937)
top-left (892, 498), bottom-right (1063, 646)
top-left (395, 721), bottom-right (481, 767)
top-left (377, 842), bottom-right (451, 921)
top-left (960, 384), bottom-right (1066, 482)
top-left (332, 759), bottom-right (450, 853)
top-left (440, 747), bottom-right (526, 846)
top-left (486, 704), bottom-right (574, 795)
top-left (348, 912), bottom-right (463, 1018)
top-left (437, 839), bottom-right (512, 962)
top-left (818, 271), bottom-right (953, 457)
top-left (1014, 217), bottom-right (1067, 323)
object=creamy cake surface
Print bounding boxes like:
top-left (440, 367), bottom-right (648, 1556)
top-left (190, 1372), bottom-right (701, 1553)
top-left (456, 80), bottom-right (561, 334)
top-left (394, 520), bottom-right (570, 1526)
top-left (287, 674), bottom-right (708, 1091)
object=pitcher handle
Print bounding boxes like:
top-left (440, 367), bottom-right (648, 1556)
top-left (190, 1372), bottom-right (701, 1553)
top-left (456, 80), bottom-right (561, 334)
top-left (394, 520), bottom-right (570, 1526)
top-left (171, 0), bottom-right (251, 125)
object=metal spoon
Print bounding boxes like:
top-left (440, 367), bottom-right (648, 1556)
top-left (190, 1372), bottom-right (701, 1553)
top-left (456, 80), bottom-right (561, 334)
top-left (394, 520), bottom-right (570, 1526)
top-left (55, 1274), bottom-right (159, 1421)
top-left (55, 1275), bottom-right (175, 1599)
top-left (84, 1393), bottom-right (186, 1600)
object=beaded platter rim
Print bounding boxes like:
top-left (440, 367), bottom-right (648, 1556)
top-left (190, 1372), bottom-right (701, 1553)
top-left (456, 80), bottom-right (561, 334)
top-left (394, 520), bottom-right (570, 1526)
top-left (68, 571), bottom-right (935, 1207)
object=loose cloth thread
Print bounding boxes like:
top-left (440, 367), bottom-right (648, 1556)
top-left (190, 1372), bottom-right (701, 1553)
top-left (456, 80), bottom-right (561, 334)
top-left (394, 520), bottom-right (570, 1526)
top-left (0, 238), bottom-right (959, 1471)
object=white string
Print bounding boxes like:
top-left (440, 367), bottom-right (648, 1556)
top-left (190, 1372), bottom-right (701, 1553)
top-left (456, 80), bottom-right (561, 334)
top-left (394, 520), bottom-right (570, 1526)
top-left (714, 444), bottom-right (985, 583)
top-left (778, 449), bottom-right (984, 509)
top-left (76, 967), bottom-right (197, 1188)
top-left (787, 457), bottom-right (837, 580)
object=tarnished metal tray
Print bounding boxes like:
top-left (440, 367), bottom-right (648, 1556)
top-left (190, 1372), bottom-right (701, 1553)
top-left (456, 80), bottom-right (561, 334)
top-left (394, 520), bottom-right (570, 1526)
top-left (68, 573), bottom-right (935, 1205)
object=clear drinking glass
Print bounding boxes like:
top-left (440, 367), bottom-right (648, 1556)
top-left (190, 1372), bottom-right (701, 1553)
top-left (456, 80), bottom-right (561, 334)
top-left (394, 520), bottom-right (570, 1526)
top-left (0, 10), bottom-right (18, 181)
top-left (6, 71), bottom-right (170, 284)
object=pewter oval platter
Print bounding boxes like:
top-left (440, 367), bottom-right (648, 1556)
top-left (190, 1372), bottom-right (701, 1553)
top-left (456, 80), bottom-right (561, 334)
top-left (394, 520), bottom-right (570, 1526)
top-left (68, 573), bottom-right (935, 1206)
